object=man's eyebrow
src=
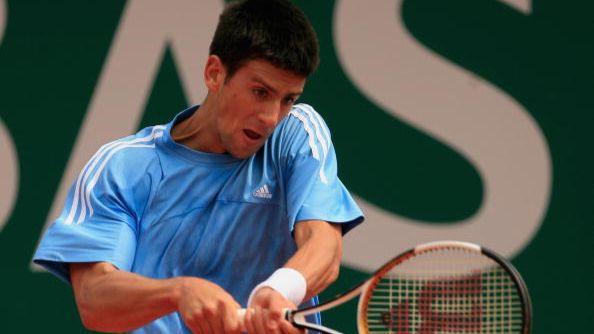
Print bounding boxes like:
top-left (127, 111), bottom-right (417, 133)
top-left (252, 76), bottom-right (278, 94)
top-left (252, 76), bottom-right (303, 97)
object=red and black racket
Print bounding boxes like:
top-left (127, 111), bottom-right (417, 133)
top-left (278, 240), bottom-right (532, 334)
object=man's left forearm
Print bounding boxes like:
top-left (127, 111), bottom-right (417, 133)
top-left (285, 219), bottom-right (343, 300)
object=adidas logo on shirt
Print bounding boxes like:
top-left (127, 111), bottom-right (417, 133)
top-left (253, 184), bottom-right (273, 199)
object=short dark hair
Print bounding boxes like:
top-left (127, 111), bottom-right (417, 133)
top-left (209, 0), bottom-right (319, 79)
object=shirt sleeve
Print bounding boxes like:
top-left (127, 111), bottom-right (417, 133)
top-left (33, 143), bottom-right (154, 283)
top-left (282, 104), bottom-right (364, 233)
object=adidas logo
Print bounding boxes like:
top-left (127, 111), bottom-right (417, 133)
top-left (253, 184), bottom-right (273, 199)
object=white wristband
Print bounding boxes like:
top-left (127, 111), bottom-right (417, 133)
top-left (247, 268), bottom-right (307, 307)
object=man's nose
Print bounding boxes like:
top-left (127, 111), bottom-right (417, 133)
top-left (258, 101), bottom-right (282, 128)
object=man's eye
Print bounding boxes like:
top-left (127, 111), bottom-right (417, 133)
top-left (283, 97), bottom-right (296, 105)
top-left (252, 88), bottom-right (267, 98)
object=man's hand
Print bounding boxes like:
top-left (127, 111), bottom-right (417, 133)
top-left (245, 287), bottom-right (303, 334)
top-left (175, 277), bottom-right (242, 334)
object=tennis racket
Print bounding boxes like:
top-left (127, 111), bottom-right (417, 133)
top-left (241, 240), bottom-right (531, 334)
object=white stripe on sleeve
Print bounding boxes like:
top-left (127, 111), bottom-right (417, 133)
top-left (64, 126), bottom-right (164, 225)
top-left (289, 108), bottom-right (328, 184)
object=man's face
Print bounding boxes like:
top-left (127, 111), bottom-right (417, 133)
top-left (213, 59), bottom-right (306, 159)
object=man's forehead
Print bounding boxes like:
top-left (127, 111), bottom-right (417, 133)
top-left (237, 61), bottom-right (304, 89)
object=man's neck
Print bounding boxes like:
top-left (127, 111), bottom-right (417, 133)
top-left (171, 101), bottom-right (225, 153)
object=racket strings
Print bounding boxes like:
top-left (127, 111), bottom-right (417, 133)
top-left (364, 249), bottom-right (524, 333)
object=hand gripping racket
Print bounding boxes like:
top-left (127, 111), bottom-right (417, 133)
top-left (241, 240), bottom-right (532, 334)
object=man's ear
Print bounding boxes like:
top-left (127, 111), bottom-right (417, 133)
top-left (204, 55), bottom-right (226, 93)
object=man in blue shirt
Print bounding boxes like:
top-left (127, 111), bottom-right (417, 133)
top-left (34, 0), bottom-right (363, 333)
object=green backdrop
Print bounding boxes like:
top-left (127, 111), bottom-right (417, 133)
top-left (0, 0), bottom-right (592, 332)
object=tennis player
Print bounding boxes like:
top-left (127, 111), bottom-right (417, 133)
top-left (33, 0), bottom-right (364, 333)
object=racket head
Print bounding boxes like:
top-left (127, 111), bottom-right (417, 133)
top-left (358, 241), bottom-right (532, 334)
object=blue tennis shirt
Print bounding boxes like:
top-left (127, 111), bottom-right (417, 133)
top-left (34, 103), bottom-right (364, 333)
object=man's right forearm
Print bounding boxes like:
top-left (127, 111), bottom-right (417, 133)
top-left (70, 262), bottom-right (182, 332)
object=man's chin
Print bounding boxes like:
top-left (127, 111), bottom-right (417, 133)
top-left (228, 146), bottom-right (260, 159)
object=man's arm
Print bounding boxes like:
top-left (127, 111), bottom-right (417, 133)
top-left (70, 262), bottom-right (242, 334)
top-left (245, 219), bottom-right (342, 334)
top-left (286, 219), bottom-right (343, 299)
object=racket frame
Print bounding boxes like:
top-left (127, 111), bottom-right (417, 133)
top-left (286, 240), bottom-right (532, 334)
top-left (358, 240), bottom-right (532, 334)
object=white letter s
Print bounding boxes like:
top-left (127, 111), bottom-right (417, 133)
top-left (335, 0), bottom-right (551, 270)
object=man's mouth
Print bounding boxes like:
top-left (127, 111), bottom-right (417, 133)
top-left (243, 129), bottom-right (262, 141)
